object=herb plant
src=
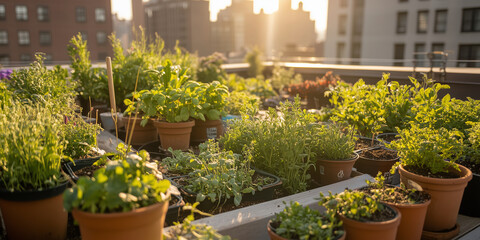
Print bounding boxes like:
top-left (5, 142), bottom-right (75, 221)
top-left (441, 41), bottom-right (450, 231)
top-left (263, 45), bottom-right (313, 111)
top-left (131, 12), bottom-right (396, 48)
top-left (463, 121), bottom-right (480, 164)
top-left (62, 115), bottom-right (102, 160)
top-left (312, 123), bottom-right (356, 160)
top-left (196, 81), bottom-right (229, 120)
top-left (244, 47), bottom-right (264, 78)
top-left (269, 65), bottom-right (303, 93)
top-left (270, 201), bottom-right (344, 240)
top-left (196, 52), bottom-right (227, 83)
top-left (224, 91), bottom-right (259, 116)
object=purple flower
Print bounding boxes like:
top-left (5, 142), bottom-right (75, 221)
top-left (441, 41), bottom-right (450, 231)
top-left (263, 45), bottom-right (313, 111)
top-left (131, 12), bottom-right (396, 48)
top-left (0, 69), bottom-right (12, 80)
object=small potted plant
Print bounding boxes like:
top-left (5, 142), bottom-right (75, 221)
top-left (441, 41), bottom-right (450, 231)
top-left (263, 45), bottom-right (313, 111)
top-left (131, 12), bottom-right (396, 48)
top-left (0, 104), bottom-right (68, 240)
top-left (267, 201), bottom-right (345, 240)
top-left (63, 144), bottom-right (171, 239)
top-left (311, 123), bottom-right (358, 186)
top-left (319, 189), bottom-right (401, 240)
top-left (389, 124), bottom-right (472, 233)
top-left (362, 173), bottom-right (431, 240)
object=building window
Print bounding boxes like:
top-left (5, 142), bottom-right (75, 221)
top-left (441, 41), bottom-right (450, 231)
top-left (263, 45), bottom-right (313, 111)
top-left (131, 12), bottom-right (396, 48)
top-left (336, 42), bottom-right (345, 64)
top-left (461, 8), bottom-right (480, 32)
top-left (396, 12), bottom-right (407, 33)
top-left (434, 10), bottom-right (447, 33)
top-left (458, 45), bottom-right (480, 67)
top-left (20, 54), bottom-right (31, 62)
top-left (351, 43), bottom-right (361, 65)
top-left (340, 0), bottom-right (347, 8)
top-left (0, 31), bottom-right (7, 45)
top-left (76, 7), bottom-right (86, 22)
top-left (399, 0), bottom-right (408, 2)
top-left (37, 6), bottom-right (49, 22)
top-left (16, 5), bottom-right (28, 21)
top-left (96, 31), bottom-right (107, 44)
top-left (0, 55), bottom-right (9, 65)
top-left (0, 5), bottom-right (6, 20)
top-left (394, 43), bottom-right (405, 66)
top-left (80, 32), bottom-right (88, 41)
top-left (18, 31), bottom-right (29, 45)
top-left (417, 10), bottom-right (429, 33)
top-left (339, 15), bottom-right (347, 35)
top-left (431, 43), bottom-right (444, 67)
top-left (44, 54), bottom-right (53, 63)
top-left (414, 43), bottom-right (426, 67)
top-left (95, 8), bottom-right (106, 22)
top-left (98, 52), bottom-right (107, 61)
top-left (39, 31), bottom-right (51, 45)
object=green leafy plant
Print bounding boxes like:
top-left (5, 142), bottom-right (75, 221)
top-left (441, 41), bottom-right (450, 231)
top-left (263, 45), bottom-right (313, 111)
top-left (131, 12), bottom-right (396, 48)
top-left (225, 91), bottom-right (260, 116)
top-left (269, 65), bottom-right (303, 93)
top-left (62, 115), bottom-right (102, 160)
top-left (245, 47), bottom-right (264, 78)
top-left (63, 143), bottom-right (170, 213)
top-left (462, 121), bottom-right (480, 164)
top-left (196, 81), bottom-right (229, 120)
top-left (226, 74), bottom-right (276, 101)
top-left (312, 123), bottom-right (356, 160)
top-left (0, 103), bottom-right (65, 191)
top-left (197, 52), bottom-right (227, 83)
top-left (270, 201), bottom-right (344, 240)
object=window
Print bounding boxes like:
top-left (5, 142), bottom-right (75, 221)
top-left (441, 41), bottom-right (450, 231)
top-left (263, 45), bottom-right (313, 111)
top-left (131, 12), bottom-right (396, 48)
top-left (37, 6), bottom-right (49, 21)
top-left (431, 43), bottom-right (445, 67)
top-left (434, 10), bottom-right (447, 33)
top-left (394, 44), bottom-right (405, 66)
top-left (0, 5), bottom-right (6, 20)
top-left (16, 5), bottom-right (28, 21)
top-left (397, 12), bottom-right (407, 33)
top-left (0, 55), bottom-right (9, 65)
top-left (98, 52), bottom-right (107, 61)
top-left (44, 54), bottom-right (53, 63)
top-left (0, 31), bottom-right (7, 45)
top-left (336, 42), bottom-right (345, 64)
top-left (399, 0), bottom-right (408, 2)
top-left (458, 45), bottom-right (480, 67)
top-left (18, 31), bottom-right (29, 45)
top-left (340, 0), bottom-right (347, 8)
top-left (461, 8), bottom-right (480, 32)
top-left (39, 31), bottom-right (51, 45)
top-left (96, 31), bottom-right (107, 44)
top-left (414, 43), bottom-right (426, 67)
top-left (95, 8), bottom-right (106, 22)
top-left (20, 54), bottom-right (30, 62)
top-left (351, 43), bottom-right (361, 65)
top-left (417, 10), bottom-right (428, 33)
top-left (339, 15), bottom-right (347, 35)
top-left (80, 32), bottom-right (87, 41)
top-left (76, 7), bottom-right (86, 22)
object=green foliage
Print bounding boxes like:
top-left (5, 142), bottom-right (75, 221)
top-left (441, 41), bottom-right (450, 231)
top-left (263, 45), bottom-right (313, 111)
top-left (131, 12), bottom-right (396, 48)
top-left (312, 124), bottom-right (356, 160)
top-left (463, 122), bottom-right (480, 164)
top-left (271, 201), bottom-right (344, 240)
top-left (244, 47), bottom-right (264, 78)
top-left (226, 74), bottom-right (276, 100)
top-left (0, 103), bottom-right (65, 191)
top-left (435, 98), bottom-right (480, 135)
top-left (220, 98), bottom-right (319, 194)
top-left (364, 173), bottom-right (428, 204)
top-left (62, 115), bottom-right (102, 160)
top-left (196, 81), bottom-right (229, 120)
top-left (63, 144), bottom-right (171, 213)
top-left (389, 124), bottom-right (464, 174)
top-left (0, 82), bottom-right (12, 108)
top-left (319, 190), bottom-right (386, 222)
top-left (269, 65), bottom-right (303, 93)
top-left (225, 91), bottom-right (260, 115)
top-left (197, 52), bottom-right (227, 83)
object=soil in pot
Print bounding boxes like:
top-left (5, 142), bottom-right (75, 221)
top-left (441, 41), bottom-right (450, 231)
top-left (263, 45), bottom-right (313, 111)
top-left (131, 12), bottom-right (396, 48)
top-left (355, 137), bottom-right (382, 151)
top-left (375, 133), bottom-right (400, 145)
top-left (354, 147), bottom-right (399, 177)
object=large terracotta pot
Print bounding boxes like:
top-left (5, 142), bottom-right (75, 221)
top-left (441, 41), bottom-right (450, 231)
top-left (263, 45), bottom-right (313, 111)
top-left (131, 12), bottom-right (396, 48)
top-left (354, 148), bottom-right (399, 177)
top-left (121, 116), bottom-right (158, 146)
top-left (267, 220), bottom-right (346, 240)
top-left (386, 198), bottom-right (431, 240)
top-left (0, 181), bottom-right (68, 240)
top-left (339, 204), bottom-right (401, 240)
top-left (72, 195), bottom-right (170, 240)
top-left (153, 120), bottom-right (195, 150)
top-left (315, 153), bottom-right (359, 186)
top-left (190, 119), bottom-right (224, 143)
top-left (399, 164), bottom-right (472, 232)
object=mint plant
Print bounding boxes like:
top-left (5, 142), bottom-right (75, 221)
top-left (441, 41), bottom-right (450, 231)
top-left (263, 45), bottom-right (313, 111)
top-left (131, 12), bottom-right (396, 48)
top-left (270, 201), bottom-right (344, 240)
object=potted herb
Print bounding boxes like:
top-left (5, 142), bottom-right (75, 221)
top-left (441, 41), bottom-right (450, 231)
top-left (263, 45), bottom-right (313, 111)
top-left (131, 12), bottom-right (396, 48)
top-left (267, 201), bottom-right (345, 240)
top-left (311, 123), bottom-right (357, 186)
top-left (62, 114), bottom-right (103, 161)
top-left (354, 147), bottom-right (399, 178)
top-left (362, 173), bottom-right (431, 240)
top-left (389, 124), bottom-right (472, 232)
top-left (0, 104), bottom-right (68, 240)
top-left (319, 190), bottom-right (401, 240)
top-left (63, 144), bottom-right (171, 239)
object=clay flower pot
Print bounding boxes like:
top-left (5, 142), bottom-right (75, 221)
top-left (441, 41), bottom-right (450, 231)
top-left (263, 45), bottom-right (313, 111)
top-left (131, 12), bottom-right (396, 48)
top-left (315, 153), bottom-right (359, 186)
top-left (0, 181), bottom-right (68, 240)
top-left (266, 221), bottom-right (346, 240)
top-left (72, 196), bottom-right (170, 240)
top-left (190, 119), bottom-right (224, 143)
top-left (386, 198), bottom-right (431, 240)
top-left (121, 116), bottom-right (158, 146)
top-left (399, 164), bottom-right (472, 232)
top-left (153, 120), bottom-right (195, 150)
top-left (354, 147), bottom-right (399, 177)
top-left (339, 204), bottom-right (401, 240)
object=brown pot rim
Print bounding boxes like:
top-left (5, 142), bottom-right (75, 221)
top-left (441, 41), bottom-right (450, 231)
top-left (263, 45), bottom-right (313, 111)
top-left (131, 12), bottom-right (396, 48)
top-left (339, 204), bottom-right (401, 228)
top-left (267, 220), bottom-right (345, 240)
top-left (399, 164), bottom-right (473, 185)
top-left (317, 152), bottom-right (359, 163)
top-left (384, 198), bottom-right (431, 209)
top-left (359, 147), bottom-right (400, 162)
top-left (153, 119), bottom-right (195, 128)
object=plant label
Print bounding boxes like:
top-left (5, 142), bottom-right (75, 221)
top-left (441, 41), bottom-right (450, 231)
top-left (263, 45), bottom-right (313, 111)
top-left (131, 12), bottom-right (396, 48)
top-left (207, 127), bottom-right (217, 139)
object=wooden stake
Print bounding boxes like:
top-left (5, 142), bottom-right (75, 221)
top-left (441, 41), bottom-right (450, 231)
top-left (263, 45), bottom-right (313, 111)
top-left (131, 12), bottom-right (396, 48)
top-left (106, 57), bottom-right (116, 115)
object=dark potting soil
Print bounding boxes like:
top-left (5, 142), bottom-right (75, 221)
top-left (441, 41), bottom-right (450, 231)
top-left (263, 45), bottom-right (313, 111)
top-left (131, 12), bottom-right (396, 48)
top-left (403, 165), bottom-right (461, 179)
top-left (361, 204), bottom-right (396, 222)
top-left (360, 148), bottom-right (398, 161)
top-left (355, 138), bottom-right (381, 150)
top-left (75, 164), bottom-right (103, 178)
top-left (359, 186), bottom-right (431, 205)
top-left (457, 159), bottom-right (480, 175)
top-left (377, 134), bottom-right (400, 144)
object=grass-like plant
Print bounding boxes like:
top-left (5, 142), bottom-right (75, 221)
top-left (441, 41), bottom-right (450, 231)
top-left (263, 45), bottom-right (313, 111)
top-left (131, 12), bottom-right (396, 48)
top-left (312, 123), bottom-right (356, 160)
top-left (62, 115), bottom-right (102, 160)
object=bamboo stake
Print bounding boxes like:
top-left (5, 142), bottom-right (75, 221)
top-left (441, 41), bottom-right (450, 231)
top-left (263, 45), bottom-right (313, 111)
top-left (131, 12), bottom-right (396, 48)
top-left (106, 57), bottom-right (116, 115)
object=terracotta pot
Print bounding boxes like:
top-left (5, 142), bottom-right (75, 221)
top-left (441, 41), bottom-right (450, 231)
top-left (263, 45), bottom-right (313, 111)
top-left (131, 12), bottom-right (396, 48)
top-left (121, 116), bottom-right (158, 146)
top-left (190, 119), bottom-right (224, 143)
top-left (267, 221), bottom-right (345, 240)
top-left (354, 148), bottom-right (399, 177)
top-left (72, 195), bottom-right (170, 240)
top-left (386, 198), bottom-right (431, 240)
top-left (153, 120), bottom-right (195, 150)
top-left (0, 182), bottom-right (68, 240)
top-left (339, 204), bottom-right (401, 240)
top-left (315, 153), bottom-right (359, 186)
top-left (399, 164), bottom-right (472, 232)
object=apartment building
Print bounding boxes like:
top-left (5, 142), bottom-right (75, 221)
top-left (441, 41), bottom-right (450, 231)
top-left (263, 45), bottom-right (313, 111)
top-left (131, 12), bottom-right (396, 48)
top-left (324, 0), bottom-right (480, 67)
top-left (0, 0), bottom-right (113, 65)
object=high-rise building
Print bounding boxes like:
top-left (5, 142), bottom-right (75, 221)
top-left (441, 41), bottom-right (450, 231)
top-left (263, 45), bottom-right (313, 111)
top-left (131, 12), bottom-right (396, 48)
top-left (324, 0), bottom-right (480, 67)
top-left (0, 0), bottom-right (113, 66)
top-left (144, 0), bottom-right (211, 56)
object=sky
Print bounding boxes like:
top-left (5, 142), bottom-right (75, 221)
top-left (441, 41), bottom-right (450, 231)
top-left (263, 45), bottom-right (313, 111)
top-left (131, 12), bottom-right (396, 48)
top-left (112, 0), bottom-right (328, 39)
